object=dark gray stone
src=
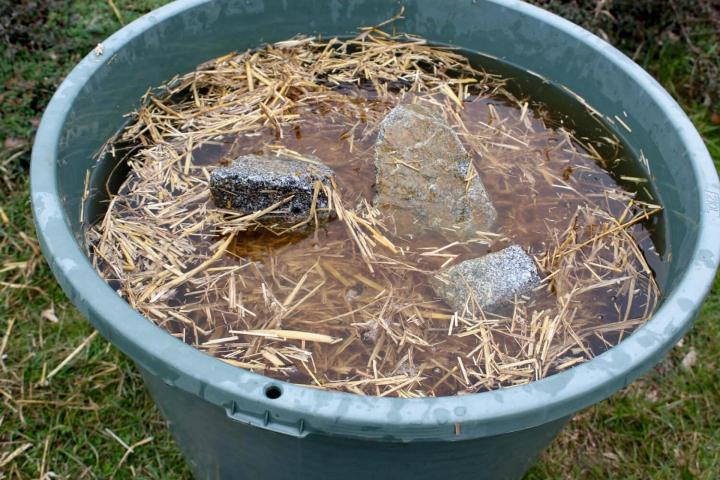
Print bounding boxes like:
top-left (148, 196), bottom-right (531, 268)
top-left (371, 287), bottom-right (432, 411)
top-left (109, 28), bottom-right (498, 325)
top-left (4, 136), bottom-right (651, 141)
top-left (374, 104), bottom-right (496, 239)
top-left (210, 153), bottom-right (335, 227)
top-left (431, 245), bottom-right (541, 313)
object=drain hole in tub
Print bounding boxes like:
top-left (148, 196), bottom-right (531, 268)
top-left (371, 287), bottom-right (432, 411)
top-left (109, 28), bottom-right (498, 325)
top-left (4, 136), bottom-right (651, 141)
top-left (265, 385), bottom-right (282, 399)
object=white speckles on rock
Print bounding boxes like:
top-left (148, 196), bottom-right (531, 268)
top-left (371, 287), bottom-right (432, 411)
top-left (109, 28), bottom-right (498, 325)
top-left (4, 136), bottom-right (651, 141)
top-left (431, 245), bottom-right (541, 313)
top-left (374, 104), bottom-right (496, 240)
top-left (210, 153), bottom-right (335, 228)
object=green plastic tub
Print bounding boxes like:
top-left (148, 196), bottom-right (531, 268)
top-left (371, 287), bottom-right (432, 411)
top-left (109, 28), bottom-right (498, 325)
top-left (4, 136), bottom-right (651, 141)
top-left (31, 1), bottom-right (720, 478)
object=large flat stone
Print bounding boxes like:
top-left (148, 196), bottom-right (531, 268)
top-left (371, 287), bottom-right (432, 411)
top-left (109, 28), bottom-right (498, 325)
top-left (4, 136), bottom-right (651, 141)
top-left (374, 104), bottom-right (496, 239)
top-left (431, 245), bottom-right (541, 313)
top-left (210, 153), bottom-right (335, 227)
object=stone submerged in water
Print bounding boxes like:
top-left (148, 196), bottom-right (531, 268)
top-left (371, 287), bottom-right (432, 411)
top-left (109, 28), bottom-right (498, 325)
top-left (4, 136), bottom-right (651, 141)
top-left (431, 245), bottom-right (541, 313)
top-left (374, 104), bottom-right (497, 240)
top-left (209, 153), bottom-right (335, 227)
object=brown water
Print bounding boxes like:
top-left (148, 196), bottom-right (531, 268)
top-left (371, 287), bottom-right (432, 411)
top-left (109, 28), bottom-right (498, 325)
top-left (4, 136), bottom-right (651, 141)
top-left (89, 50), bottom-right (664, 397)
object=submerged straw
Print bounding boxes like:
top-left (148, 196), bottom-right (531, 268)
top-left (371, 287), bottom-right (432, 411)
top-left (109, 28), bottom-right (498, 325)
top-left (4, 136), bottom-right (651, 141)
top-left (85, 23), bottom-right (661, 397)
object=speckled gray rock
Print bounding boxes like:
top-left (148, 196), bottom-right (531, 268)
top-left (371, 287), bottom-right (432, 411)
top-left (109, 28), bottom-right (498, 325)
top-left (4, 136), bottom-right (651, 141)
top-left (431, 245), bottom-right (541, 313)
top-left (210, 153), bottom-right (335, 227)
top-left (374, 104), bottom-right (496, 239)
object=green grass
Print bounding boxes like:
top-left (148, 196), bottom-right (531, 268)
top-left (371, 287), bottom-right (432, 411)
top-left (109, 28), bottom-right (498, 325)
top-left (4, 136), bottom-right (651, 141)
top-left (0, 1), bottom-right (718, 478)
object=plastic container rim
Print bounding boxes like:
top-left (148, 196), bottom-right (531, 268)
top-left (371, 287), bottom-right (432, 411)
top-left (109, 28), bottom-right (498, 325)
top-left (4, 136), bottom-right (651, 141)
top-left (30, 0), bottom-right (720, 440)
